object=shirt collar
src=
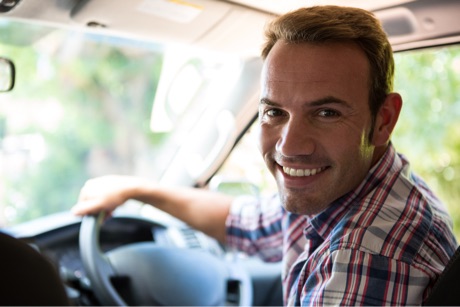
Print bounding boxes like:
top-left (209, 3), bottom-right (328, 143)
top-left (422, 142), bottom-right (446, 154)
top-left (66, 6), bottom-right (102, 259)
top-left (305, 143), bottom-right (402, 241)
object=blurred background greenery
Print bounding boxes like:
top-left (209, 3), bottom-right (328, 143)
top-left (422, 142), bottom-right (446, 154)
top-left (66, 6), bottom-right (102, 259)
top-left (0, 21), bottom-right (164, 225)
top-left (392, 45), bottom-right (460, 239)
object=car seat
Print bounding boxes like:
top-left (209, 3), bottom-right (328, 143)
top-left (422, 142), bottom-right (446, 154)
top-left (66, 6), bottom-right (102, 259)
top-left (0, 232), bottom-right (69, 305)
top-left (424, 245), bottom-right (460, 305)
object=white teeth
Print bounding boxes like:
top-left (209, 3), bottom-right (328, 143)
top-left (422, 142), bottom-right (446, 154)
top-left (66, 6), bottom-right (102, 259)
top-left (283, 166), bottom-right (324, 177)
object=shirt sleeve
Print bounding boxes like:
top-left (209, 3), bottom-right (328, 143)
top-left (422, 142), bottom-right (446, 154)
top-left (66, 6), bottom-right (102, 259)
top-left (298, 249), bottom-right (429, 306)
top-left (225, 194), bottom-right (284, 262)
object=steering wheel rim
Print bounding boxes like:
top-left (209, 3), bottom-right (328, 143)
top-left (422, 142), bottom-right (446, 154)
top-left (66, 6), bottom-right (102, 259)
top-left (79, 212), bottom-right (126, 306)
top-left (79, 211), bottom-right (253, 306)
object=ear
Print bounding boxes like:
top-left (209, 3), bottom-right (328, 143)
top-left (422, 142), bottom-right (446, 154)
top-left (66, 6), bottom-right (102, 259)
top-left (372, 93), bottom-right (402, 146)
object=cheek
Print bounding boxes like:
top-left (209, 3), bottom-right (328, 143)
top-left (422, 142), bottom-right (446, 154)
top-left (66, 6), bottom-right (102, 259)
top-left (335, 117), bottom-right (374, 146)
top-left (257, 124), bottom-right (276, 157)
top-left (322, 124), bottom-right (374, 163)
top-left (335, 131), bottom-right (374, 177)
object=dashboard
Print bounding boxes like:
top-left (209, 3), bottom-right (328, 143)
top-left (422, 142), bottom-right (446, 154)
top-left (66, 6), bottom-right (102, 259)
top-left (8, 213), bottom-right (224, 305)
top-left (5, 211), bottom-right (282, 306)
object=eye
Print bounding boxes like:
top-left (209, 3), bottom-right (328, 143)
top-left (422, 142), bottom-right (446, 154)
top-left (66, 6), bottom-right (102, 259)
top-left (317, 109), bottom-right (340, 118)
top-left (266, 108), bottom-right (284, 117)
top-left (259, 107), bottom-right (286, 123)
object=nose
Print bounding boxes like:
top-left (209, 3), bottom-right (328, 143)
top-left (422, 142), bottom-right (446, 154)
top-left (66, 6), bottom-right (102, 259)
top-left (275, 117), bottom-right (315, 157)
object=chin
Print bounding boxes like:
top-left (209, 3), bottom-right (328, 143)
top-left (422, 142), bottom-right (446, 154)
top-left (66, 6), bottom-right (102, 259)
top-left (280, 194), bottom-right (329, 216)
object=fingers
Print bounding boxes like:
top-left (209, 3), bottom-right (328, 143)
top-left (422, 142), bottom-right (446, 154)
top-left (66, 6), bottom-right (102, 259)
top-left (72, 175), bottom-right (146, 216)
top-left (71, 199), bottom-right (113, 216)
top-left (72, 176), bottom-right (124, 216)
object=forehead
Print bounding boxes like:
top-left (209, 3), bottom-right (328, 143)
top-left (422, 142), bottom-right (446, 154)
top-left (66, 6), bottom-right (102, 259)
top-left (261, 41), bottom-right (370, 99)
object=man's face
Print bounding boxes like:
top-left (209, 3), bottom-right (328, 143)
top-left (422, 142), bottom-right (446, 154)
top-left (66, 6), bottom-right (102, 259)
top-left (258, 41), bottom-right (377, 216)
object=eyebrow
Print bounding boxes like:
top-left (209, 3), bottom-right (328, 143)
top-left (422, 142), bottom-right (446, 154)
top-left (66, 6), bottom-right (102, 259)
top-left (259, 96), bottom-right (352, 109)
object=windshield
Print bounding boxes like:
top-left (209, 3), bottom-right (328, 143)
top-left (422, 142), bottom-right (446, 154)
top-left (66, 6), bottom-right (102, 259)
top-left (0, 19), bottom-right (246, 227)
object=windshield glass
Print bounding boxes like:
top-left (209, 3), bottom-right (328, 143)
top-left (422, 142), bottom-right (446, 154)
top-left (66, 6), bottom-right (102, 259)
top-left (0, 19), bottom-right (245, 227)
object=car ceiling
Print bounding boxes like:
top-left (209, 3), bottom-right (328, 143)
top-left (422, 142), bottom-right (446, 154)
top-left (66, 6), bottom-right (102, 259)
top-left (227, 0), bottom-right (415, 15)
top-left (2, 0), bottom-right (460, 56)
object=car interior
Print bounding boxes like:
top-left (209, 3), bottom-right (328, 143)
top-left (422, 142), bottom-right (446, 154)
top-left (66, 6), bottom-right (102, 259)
top-left (1, 0), bottom-right (460, 305)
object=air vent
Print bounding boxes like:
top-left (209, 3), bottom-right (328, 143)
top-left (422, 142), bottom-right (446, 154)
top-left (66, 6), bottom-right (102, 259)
top-left (180, 228), bottom-right (202, 249)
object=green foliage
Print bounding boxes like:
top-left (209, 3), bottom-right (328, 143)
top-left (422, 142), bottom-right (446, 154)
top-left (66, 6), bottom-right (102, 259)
top-left (392, 45), bottom-right (460, 239)
top-left (0, 22), bottom-right (164, 225)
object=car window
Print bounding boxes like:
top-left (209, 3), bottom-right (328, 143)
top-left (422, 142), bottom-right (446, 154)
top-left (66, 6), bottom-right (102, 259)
top-left (0, 19), bottom-right (245, 227)
top-left (392, 45), bottom-right (460, 239)
top-left (218, 44), bottom-right (460, 239)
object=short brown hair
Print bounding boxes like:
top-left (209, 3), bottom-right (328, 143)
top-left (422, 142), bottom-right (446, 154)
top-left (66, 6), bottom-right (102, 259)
top-left (261, 5), bottom-right (394, 126)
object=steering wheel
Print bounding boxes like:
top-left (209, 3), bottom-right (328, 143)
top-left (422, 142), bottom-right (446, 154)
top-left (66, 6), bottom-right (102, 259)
top-left (79, 212), bottom-right (252, 306)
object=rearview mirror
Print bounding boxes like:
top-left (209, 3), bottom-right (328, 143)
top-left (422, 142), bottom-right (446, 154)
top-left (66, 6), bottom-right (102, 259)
top-left (0, 57), bottom-right (15, 92)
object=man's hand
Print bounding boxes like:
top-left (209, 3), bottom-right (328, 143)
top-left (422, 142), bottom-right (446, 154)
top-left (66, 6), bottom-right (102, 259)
top-left (72, 175), bottom-right (232, 242)
top-left (72, 175), bottom-right (150, 216)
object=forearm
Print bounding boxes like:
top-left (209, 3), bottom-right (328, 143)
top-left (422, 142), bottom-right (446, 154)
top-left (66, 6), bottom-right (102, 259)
top-left (73, 175), bottom-right (233, 244)
top-left (132, 183), bottom-right (233, 243)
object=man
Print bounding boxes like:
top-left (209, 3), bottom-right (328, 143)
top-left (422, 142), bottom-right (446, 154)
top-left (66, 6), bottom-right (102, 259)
top-left (73, 5), bottom-right (458, 305)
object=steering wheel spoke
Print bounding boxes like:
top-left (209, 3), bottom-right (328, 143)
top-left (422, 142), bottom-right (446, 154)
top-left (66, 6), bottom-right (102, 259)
top-left (79, 212), bottom-right (253, 306)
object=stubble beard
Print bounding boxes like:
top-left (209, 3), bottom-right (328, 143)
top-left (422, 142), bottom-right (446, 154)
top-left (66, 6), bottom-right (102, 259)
top-left (277, 184), bottom-right (331, 217)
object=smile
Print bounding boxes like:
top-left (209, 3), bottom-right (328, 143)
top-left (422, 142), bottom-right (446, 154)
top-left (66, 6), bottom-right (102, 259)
top-left (282, 166), bottom-right (326, 177)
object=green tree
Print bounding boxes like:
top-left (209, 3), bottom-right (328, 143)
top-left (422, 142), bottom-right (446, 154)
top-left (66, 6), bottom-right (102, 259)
top-left (0, 21), bottom-right (163, 224)
top-left (392, 45), bottom-right (460, 239)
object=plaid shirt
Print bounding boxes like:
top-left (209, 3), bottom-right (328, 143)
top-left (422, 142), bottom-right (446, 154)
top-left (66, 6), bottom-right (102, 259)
top-left (226, 144), bottom-right (458, 306)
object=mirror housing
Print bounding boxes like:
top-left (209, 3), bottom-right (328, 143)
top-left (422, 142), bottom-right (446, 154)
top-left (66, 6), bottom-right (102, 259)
top-left (0, 57), bottom-right (15, 92)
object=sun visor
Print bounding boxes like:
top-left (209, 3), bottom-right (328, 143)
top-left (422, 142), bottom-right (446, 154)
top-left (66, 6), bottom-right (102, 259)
top-left (195, 7), bottom-right (272, 55)
top-left (70, 0), bottom-right (234, 45)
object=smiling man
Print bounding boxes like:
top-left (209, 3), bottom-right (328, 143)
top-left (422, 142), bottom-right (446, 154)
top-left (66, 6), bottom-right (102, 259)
top-left (258, 41), bottom-right (379, 216)
top-left (73, 5), bottom-right (458, 306)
